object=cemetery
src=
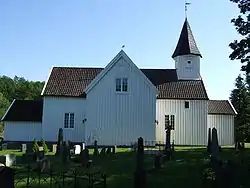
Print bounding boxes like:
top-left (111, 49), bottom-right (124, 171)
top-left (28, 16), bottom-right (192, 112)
top-left (0, 128), bottom-right (250, 188)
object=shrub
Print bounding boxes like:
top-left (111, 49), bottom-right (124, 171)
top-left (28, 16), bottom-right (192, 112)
top-left (32, 138), bottom-right (39, 153)
top-left (40, 138), bottom-right (49, 153)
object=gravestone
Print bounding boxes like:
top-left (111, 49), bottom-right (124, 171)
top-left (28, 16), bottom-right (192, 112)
top-left (100, 148), bottom-right (106, 155)
top-left (0, 166), bottom-right (14, 188)
top-left (40, 157), bottom-right (51, 173)
top-left (66, 140), bottom-right (71, 160)
top-left (2, 144), bottom-right (7, 151)
top-left (82, 143), bottom-right (85, 151)
top-left (5, 154), bottom-right (16, 167)
top-left (81, 148), bottom-right (91, 168)
top-left (74, 145), bottom-right (81, 155)
top-left (93, 140), bottom-right (99, 156)
top-left (106, 147), bottom-right (111, 154)
top-left (171, 140), bottom-right (175, 152)
top-left (62, 141), bottom-right (68, 164)
top-left (22, 144), bottom-right (27, 153)
top-left (154, 154), bottom-right (161, 169)
top-left (207, 128), bottom-right (212, 153)
top-left (112, 146), bottom-right (116, 154)
top-left (211, 128), bottom-right (220, 161)
top-left (0, 156), bottom-right (6, 166)
top-left (39, 146), bottom-right (44, 151)
top-left (52, 144), bottom-right (57, 153)
top-left (37, 151), bottom-right (45, 161)
top-left (134, 137), bottom-right (146, 188)
top-left (56, 128), bottom-right (63, 156)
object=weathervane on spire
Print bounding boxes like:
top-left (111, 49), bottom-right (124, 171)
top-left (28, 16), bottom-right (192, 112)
top-left (185, 0), bottom-right (191, 18)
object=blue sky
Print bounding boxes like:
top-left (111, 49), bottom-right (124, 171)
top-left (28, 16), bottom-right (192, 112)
top-left (0, 0), bottom-right (243, 100)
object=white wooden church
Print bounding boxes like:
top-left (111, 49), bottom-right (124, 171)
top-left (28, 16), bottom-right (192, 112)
top-left (1, 19), bottom-right (237, 146)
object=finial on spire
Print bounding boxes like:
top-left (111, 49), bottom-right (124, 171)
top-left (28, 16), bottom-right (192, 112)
top-left (185, 1), bottom-right (191, 18)
top-left (121, 45), bottom-right (125, 49)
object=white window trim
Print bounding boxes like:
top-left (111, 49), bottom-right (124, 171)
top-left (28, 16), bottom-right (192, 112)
top-left (115, 77), bottom-right (129, 93)
top-left (64, 112), bottom-right (75, 129)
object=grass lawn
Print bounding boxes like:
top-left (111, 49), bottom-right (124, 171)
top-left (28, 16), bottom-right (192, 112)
top-left (1, 146), bottom-right (250, 188)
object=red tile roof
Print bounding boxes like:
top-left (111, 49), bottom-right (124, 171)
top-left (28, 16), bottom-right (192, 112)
top-left (208, 100), bottom-right (236, 115)
top-left (42, 67), bottom-right (209, 100)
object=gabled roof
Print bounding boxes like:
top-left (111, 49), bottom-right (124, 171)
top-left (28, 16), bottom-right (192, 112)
top-left (208, 100), bottom-right (237, 115)
top-left (41, 67), bottom-right (209, 100)
top-left (84, 50), bottom-right (156, 94)
top-left (1, 100), bottom-right (43, 122)
top-left (172, 19), bottom-right (202, 58)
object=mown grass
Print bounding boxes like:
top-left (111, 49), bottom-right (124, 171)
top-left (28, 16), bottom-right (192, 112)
top-left (1, 146), bottom-right (250, 188)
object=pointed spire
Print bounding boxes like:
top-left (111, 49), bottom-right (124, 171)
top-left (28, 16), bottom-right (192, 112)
top-left (172, 19), bottom-right (202, 58)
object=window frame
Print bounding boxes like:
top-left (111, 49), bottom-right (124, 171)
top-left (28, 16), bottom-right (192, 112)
top-left (185, 101), bottom-right (190, 109)
top-left (64, 112), bottom-right (75, 129)
top-left (165, 114), bottom-right (175, 130)
top-left (115, 77), bottom-right (128, 92)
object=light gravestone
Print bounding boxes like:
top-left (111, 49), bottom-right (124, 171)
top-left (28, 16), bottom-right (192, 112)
top-left (52, 144), bottom-right (57, 153)
top-left (74, 145), bottom-right (81, 155)
top-left (5, 154), bottom-right (16, 167)
top-left (82, 143), bottom-right (85, 151)
top-left (22, 144), bottom-right (27, 153)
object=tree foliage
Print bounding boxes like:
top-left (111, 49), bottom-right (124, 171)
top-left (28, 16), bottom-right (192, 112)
top-left (230, 74), bottom-right (250, 142)
top-left (40, 138), bottom-right (49, 153)
top-left (32, 138), bottom-right (39, 153)
top-left (0, 75), bottom-right (44, 136)
top-left (0, 75), bottom-right (44, 119)
top-left (229, 0), bottom-right (250, 73)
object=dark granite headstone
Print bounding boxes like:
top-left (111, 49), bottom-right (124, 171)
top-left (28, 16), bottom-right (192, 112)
top-left (154, 154), bottom-right (161, 169)
top-left (106, 147), bottom-right (111, 154)
top-left (211, 128), bottom-right (220, 161)
top-left (93, 140), bottom-right (99, 156)
top-left (207, 128), bottom-right (212, 153)
top-left (81, 148), bottom-right (91, 167)
top-left (100, 148), bottom-right (106, 155)
top-left (134, 137), bottom-right (146, 188)
top-left (112, 146), bottom-right (116, 154)
top-left (0, 166), bottom-right (14, 188)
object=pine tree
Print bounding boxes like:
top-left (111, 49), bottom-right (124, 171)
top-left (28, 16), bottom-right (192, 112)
top-left (32, 138), bottom-right (39, 153)
top-left (40, 138), bottom-right (49, 153)
top-left (230, 74), bottom-right (250, 143)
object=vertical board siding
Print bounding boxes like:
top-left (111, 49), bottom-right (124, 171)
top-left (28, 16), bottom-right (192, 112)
top-left (4, 122), bottom-right (42, 141)
top-left (87, 57), bottom-right (156, 146)
top-left (156, 99), bottom-right (207, 145)
top-left (207, 115), bottom-right (234, 146)
top-left (42, 97), bottom-right (86, 142)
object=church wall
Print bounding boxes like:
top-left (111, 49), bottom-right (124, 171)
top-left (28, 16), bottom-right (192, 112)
top-left (156, 99), bottom-right (208, 145)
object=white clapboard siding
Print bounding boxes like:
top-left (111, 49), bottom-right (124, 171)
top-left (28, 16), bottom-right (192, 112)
top-left (4, 121), bottom-right (42, 141)
top-left (42, 97), bottom-right (87, 142)
top-left (207, 115), bottom-right (235, 146)
top-left (86, 57), bottom-right (156, 146)
top-left (156, 99), bottom-right (208, 146)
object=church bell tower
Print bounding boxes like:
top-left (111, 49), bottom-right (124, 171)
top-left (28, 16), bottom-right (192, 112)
top-left (172, 18), bottom-right (202, 80)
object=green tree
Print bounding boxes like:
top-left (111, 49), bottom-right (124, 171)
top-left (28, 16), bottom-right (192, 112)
top-left (230, 74), bottom-right (250, 143)
top-left (40, 138), bottom-right (49, 153)
top-left (229, 0), bottom-right (250, 73)
top-left (32, 138), bottom-right (39, 153)
top-left (0, 92), bottom-right (10, 118)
